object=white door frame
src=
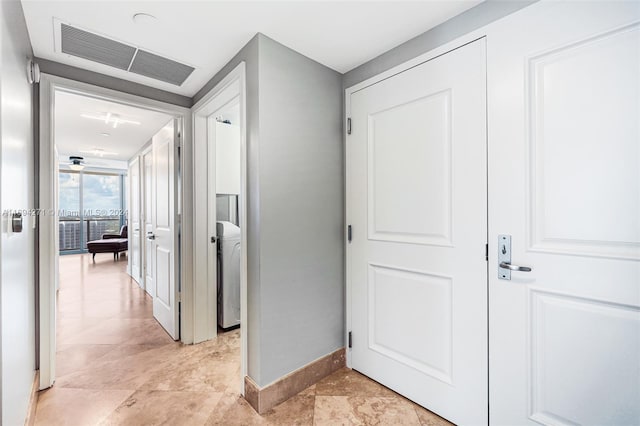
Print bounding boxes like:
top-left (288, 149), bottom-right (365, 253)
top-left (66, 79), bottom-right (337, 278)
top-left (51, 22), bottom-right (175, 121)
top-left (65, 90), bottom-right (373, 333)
top-left (37, 73), bottom-right (193, 390)
top-left (191, 62), bottom-right (247, 394)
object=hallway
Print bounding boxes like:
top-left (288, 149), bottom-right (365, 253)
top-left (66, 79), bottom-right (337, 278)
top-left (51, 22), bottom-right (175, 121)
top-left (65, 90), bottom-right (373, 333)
top-left (33, 254), bottom-right (451, 425)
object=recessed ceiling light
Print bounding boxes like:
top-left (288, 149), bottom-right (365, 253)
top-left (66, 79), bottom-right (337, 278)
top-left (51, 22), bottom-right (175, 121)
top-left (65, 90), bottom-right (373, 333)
top-left (80, 113), bottom-right (140, 128)
top-left (132, 13), bottom-right (157, 24)
top-left (80, 148), bottom-right (118, 157)
top-left (100, 132), bottom-right (110, 137)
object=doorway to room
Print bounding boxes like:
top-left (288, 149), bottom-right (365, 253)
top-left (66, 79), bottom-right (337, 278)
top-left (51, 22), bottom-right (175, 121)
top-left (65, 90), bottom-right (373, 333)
top-left (37, 75), bottom-right (186, 391)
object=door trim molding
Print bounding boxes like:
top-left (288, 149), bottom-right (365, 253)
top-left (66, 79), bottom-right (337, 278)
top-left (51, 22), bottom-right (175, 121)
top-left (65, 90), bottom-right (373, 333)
top-left (127, 155), bottom-right (142, 285)
top-left (37, 73), bottom-right (191, 390)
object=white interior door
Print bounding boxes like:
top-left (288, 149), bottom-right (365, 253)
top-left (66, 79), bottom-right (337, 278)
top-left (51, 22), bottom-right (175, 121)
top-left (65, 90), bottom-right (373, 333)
top-left (207, 116), bottom-right (218, 332)
top-left (128, 157), bottom-right (141, 284)
top-left (151, 120), bottom-right (179, 339)
top-left (143, 148), bottom-right (154, 297)
top-left (348, 39), bottom-right (487, 425)
top-left (488, 2), bottom-right (640, 425)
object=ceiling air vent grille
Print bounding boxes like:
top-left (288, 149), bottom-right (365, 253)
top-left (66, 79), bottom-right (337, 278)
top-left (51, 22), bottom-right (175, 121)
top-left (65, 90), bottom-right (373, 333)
top-left (129, 50), bottom-right (195, 86)
top-left (61, 24), bottom-right (136, 71)
top-left (58, 23), bottom-right (194, 86)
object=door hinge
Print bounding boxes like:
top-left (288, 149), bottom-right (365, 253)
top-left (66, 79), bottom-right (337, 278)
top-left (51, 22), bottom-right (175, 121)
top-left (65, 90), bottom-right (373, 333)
top-left (485, 243), bottom-right (488, 261)
top-left (211, 236), bottom-right (217, 244)
top-left (348, 331), bottom-right (352, 348)
top-left (347, 225), bottom-right (352, 243)
top-left (347, 118), bottom-right (352, 135)
top-left (177, 292), bottom-right (181, 302)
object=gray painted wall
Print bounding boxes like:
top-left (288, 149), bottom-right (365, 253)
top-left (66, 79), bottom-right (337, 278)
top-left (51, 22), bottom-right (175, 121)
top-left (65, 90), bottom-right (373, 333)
top-left (36, 58), bottom-right (192, 108)
top-left (343, 0), bottom-right (536, 89)
top-left (0, 1), bottom-right (36, 424)
top-left (257, 35), bottom-right (343, 386)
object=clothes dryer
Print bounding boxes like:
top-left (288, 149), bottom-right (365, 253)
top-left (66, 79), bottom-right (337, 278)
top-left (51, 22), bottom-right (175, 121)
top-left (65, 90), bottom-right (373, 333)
top-left (216, 221), bottom-right (241, 329)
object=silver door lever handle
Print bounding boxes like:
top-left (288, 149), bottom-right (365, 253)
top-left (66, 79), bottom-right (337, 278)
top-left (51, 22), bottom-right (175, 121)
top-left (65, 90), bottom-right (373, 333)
top-left (147, 233), bottom-right (155, 240)
top-left (499, 262), bottom-right (531, 272)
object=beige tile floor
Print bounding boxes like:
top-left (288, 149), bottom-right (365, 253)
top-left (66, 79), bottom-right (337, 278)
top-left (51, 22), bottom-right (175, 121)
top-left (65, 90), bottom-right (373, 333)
top-left (34, 253), bottom-right (452, 426)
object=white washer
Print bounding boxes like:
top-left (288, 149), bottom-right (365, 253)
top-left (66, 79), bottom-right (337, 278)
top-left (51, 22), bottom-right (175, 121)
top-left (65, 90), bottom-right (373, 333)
top-left (216, 221), bottom-right (241, 328)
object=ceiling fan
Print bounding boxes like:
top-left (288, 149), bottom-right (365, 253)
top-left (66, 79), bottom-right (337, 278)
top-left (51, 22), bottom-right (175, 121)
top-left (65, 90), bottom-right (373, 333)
top-left (61, 155), bottom-right (109, 171)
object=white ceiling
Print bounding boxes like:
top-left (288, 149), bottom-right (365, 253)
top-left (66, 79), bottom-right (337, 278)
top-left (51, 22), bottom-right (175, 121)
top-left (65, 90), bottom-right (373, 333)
top-left (55, 91), bottom-right (173, 161)
top-left (21, 1), bottom-right (482, 97)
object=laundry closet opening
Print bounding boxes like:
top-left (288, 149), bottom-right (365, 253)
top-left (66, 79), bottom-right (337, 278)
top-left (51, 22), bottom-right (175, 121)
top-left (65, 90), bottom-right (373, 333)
top-left (191, 63), bottom-right (248, 393)
top-left (212, 102), bottom-right (242, 333)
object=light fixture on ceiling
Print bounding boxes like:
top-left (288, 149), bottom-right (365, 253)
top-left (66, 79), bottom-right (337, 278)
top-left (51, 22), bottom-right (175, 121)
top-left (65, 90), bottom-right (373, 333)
top-left (80, 148), bottom-right (118, 158)
top-left (80, 112), bottom-right (141, 128)
top-left (68, 156), bottom-right (85, 171)
top-left (100, 132), bottom-right (110, 137)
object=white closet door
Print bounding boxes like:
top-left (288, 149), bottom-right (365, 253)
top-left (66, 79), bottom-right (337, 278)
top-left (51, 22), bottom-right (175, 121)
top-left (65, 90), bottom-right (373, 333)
top-left (348, 39), bottom-right (487, 425)
top-left (151, 120), bottom-right (179, 340)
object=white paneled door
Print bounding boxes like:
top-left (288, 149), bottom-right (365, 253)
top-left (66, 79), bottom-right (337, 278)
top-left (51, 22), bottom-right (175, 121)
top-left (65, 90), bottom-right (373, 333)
top-left (488, 2), bottom-right (640, 425)
top-left (143, 148), bottom-right (154, 297)
top-left (348, 39), bottom-right (487, 425)
top-left (129, 157), bottom-right (141, 284)
top-left (151, 120), bottom-right (179, 340)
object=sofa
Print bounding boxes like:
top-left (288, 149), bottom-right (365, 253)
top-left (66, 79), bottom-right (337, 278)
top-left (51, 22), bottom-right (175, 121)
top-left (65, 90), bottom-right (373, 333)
top-left (87, 225), bottom-right (128, 261)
